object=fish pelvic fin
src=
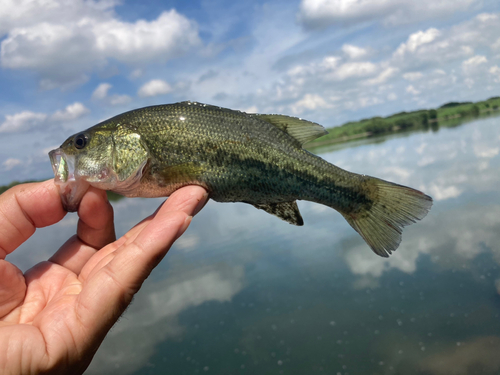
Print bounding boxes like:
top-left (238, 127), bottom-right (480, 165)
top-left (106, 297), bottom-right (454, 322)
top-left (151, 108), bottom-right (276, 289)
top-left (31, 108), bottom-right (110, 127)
top-left (341, 178), bottom-right (432, 257)
top-left (251, 201), bottom-right (304, 226)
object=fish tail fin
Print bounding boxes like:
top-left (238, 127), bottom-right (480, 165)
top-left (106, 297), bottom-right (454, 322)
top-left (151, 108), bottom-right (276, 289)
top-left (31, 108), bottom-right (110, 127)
top-left (341, 178), bottom-right (432, 257)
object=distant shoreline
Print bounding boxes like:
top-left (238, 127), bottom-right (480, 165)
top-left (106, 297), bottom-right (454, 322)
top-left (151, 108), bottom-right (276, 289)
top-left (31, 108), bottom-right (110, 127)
top-left (306, 96), bottom-right (500, 148)
top-left (2, 96), bottom-right (499, 194)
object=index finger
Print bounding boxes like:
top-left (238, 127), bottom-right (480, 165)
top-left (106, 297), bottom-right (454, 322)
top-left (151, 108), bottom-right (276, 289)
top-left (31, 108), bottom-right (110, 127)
top-left (0, 180), bottom-right (66, 259)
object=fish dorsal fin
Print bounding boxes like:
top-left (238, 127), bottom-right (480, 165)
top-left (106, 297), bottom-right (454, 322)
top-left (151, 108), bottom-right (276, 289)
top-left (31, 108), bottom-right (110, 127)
top-left (253, 114), bottom-right (328, 146)
top-left (251, 201), bottom-right (304, 226)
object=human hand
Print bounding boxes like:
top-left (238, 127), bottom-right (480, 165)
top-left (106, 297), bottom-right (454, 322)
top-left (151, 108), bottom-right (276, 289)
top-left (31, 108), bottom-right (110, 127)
top-left (0, 180), bottom-right (208, 375)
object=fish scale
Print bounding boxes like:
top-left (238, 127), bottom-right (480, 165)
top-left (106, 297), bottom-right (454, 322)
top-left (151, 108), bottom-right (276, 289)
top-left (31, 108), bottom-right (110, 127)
top-left (49, 101), bottom-right (432, 257)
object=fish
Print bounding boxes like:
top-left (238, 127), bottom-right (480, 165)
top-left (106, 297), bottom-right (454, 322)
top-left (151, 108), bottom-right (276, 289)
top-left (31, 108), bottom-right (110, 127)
top-left (49, 101), bottom-right (432, 257)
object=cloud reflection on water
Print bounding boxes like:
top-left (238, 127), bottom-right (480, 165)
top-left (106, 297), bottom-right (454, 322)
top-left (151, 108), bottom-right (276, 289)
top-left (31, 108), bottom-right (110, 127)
top-left (333, 117), bottom-right (500, 282)
top-left (421, 336), bottom-right (500, 375)
top-left (87, 263), bottom-right (245, 374)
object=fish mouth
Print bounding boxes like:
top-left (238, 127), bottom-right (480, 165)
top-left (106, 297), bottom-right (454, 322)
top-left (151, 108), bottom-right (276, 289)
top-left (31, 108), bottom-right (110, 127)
top-left (49, 148), bottom-right (90, 212)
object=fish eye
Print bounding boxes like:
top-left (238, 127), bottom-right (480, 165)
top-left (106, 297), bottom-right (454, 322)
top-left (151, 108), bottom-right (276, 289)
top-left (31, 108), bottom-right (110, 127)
top-left (74, 133), bottom-right (89, 150)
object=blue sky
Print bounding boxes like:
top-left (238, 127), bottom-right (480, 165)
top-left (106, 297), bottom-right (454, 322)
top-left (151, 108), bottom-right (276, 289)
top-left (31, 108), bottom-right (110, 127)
top-left (0, 0), bottom-right (499, 184)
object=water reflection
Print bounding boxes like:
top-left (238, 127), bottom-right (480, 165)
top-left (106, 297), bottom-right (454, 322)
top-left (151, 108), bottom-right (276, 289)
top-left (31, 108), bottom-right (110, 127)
top-left (88, 263), bottom-right (244, 374)
top-left (7, 116), bottom-right (500, 374)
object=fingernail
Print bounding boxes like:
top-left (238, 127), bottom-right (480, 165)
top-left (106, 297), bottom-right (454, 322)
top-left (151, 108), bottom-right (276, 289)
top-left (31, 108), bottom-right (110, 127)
top-left (193, 192), bottom-right (209, 216)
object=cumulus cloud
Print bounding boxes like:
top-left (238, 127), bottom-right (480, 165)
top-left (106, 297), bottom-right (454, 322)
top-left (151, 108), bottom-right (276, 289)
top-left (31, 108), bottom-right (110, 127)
top-left (92, 11), bottom-right (200, 64)
top-left (392, 14), bottom-right (500, 71)
top-left (91, 83), bottom-right (132, 106)
top-left (91, 83), bottom-right (112, 100)
top-left (138, 79), bottom-right (173, 97)
top-left (269, 12), bottom-right (500, 118)
top-left (2, 158), bottom-right (22, 171)
top-left (364, 67), bottom-right (398, 85)
top-left (0, 111), bottom-right (47, 133)
top-left (0, 2), bottom-right (200, 89)
top-left (332, 61), bottom-right (377, 80)
top-left (0, 0), bottom-right (116, 36)
top-left (50, 102), bottom-right (89, 122)
top-left (406, 85), bottom-right (420, 95)
top-left (490, 65), bottom-right (500, 82)
top-left (394, 28), bottom-right (441, 57)
top-left (462, 55), bottom-right (488, 76)
top-left (291, 93), bottom-right (332, 114)
top-left (109, 94), bottom-right (132, 106)
top-left (0, 102), bottom-right (89, 133)
top-left (342, 44), bottom-right (368, 59)
top-left (298, 0), bottom-right (479, 29)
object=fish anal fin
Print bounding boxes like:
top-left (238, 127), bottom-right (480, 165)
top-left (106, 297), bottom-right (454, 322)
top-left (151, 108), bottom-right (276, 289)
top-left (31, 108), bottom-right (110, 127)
top-left (253, 114), bottom-right (328, 146)
top-left (251, 201), bottom-right (304, 226)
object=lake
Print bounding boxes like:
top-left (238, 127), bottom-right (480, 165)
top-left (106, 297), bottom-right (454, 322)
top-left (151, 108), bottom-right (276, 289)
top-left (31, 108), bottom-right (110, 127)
top-left (8, 116), bottom-right (500, 375)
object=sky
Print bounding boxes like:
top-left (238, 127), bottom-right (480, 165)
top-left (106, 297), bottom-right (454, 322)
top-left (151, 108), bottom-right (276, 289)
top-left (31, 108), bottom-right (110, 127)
top-left (0, 0), bottom-right (499, 184)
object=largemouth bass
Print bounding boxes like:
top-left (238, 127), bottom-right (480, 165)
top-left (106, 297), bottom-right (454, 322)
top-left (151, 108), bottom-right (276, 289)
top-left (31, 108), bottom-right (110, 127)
top-left (49, 101), bottom-right (432, 257)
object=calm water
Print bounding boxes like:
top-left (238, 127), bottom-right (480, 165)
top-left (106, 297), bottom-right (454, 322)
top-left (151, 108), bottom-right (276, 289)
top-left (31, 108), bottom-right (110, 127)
top-left (9, 116), bottom-right (500, 375)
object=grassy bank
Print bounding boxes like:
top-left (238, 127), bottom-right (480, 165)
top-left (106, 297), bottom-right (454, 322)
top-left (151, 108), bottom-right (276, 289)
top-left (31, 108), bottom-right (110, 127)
top-left (308, 96), bottom-right (500, 147)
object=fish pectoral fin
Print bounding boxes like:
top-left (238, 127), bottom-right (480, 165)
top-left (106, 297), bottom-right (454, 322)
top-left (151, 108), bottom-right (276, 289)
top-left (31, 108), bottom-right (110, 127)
top-left (160, 163), bottom-right (205, 185)
top-left (252, 114), bottom-right (328, 146)
top-left (251, 201), bottom-right (304, 226)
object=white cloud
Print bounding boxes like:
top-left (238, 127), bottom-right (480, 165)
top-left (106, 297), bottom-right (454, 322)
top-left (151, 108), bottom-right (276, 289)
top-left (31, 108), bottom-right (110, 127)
top-left (50, 102), bottom-right (89, 122)
top-left (331, 61), bottom-right (377, 80)
top-left (403, 72), bottom-right (423, 81)
top-left (464, 77), bottom-right (475, 88)
top-left (291, 93), bottom-right (331, 114)
top-left (2, 158), bottom-right (22, 171)
top-left (406, 85), bottom-right (420, 95)
top-left (365, 67), bottom-right (398, 85)
top-left (0, 0), bottom-right (116, 36)
top-left (0, 111), bottom-right (47, 133)
top-left (462, 55), bottom-right (488, 74)
top-left (0, 4), bottom-right (200, 89)
top-left (427, 183), bottom-right (463, 201)
top-left (394, 28), bottom-right (441, 57)
top-left (234, 11), bottom-right (500, 120)
top-left (493, 38), bottom-right (500, 51)
top-left (92, 10), bottom-right (200, 64)
top-left (91, 83), bottom-right (131, 105)
top-left (129, 68), bottom-right (143, 79)
top-left (0, 102), bottom-right (89, 133)
top-left (298, 0), bottom-right (478, 29)
top-left (321, 56), bottom-right (341, 70)
top-left (138, 79), bottom-right (173, 97)
top-left (91, 83), bottom-right (112, 100)
top-left (490, 65), bottom-right (500, 82)
top-left (342, 44), bottom-right (367, 59)
top-left (241, 105), bottom-right (259, 113)
top-left (109, 94), bottom-right (132, 106)
top-left (391, 14), bottom-right (500, 73)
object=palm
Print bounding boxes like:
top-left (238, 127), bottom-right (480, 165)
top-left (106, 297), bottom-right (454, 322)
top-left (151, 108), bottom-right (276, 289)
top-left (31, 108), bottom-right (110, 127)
top-left (0, 181), bottom-right (207, 374)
